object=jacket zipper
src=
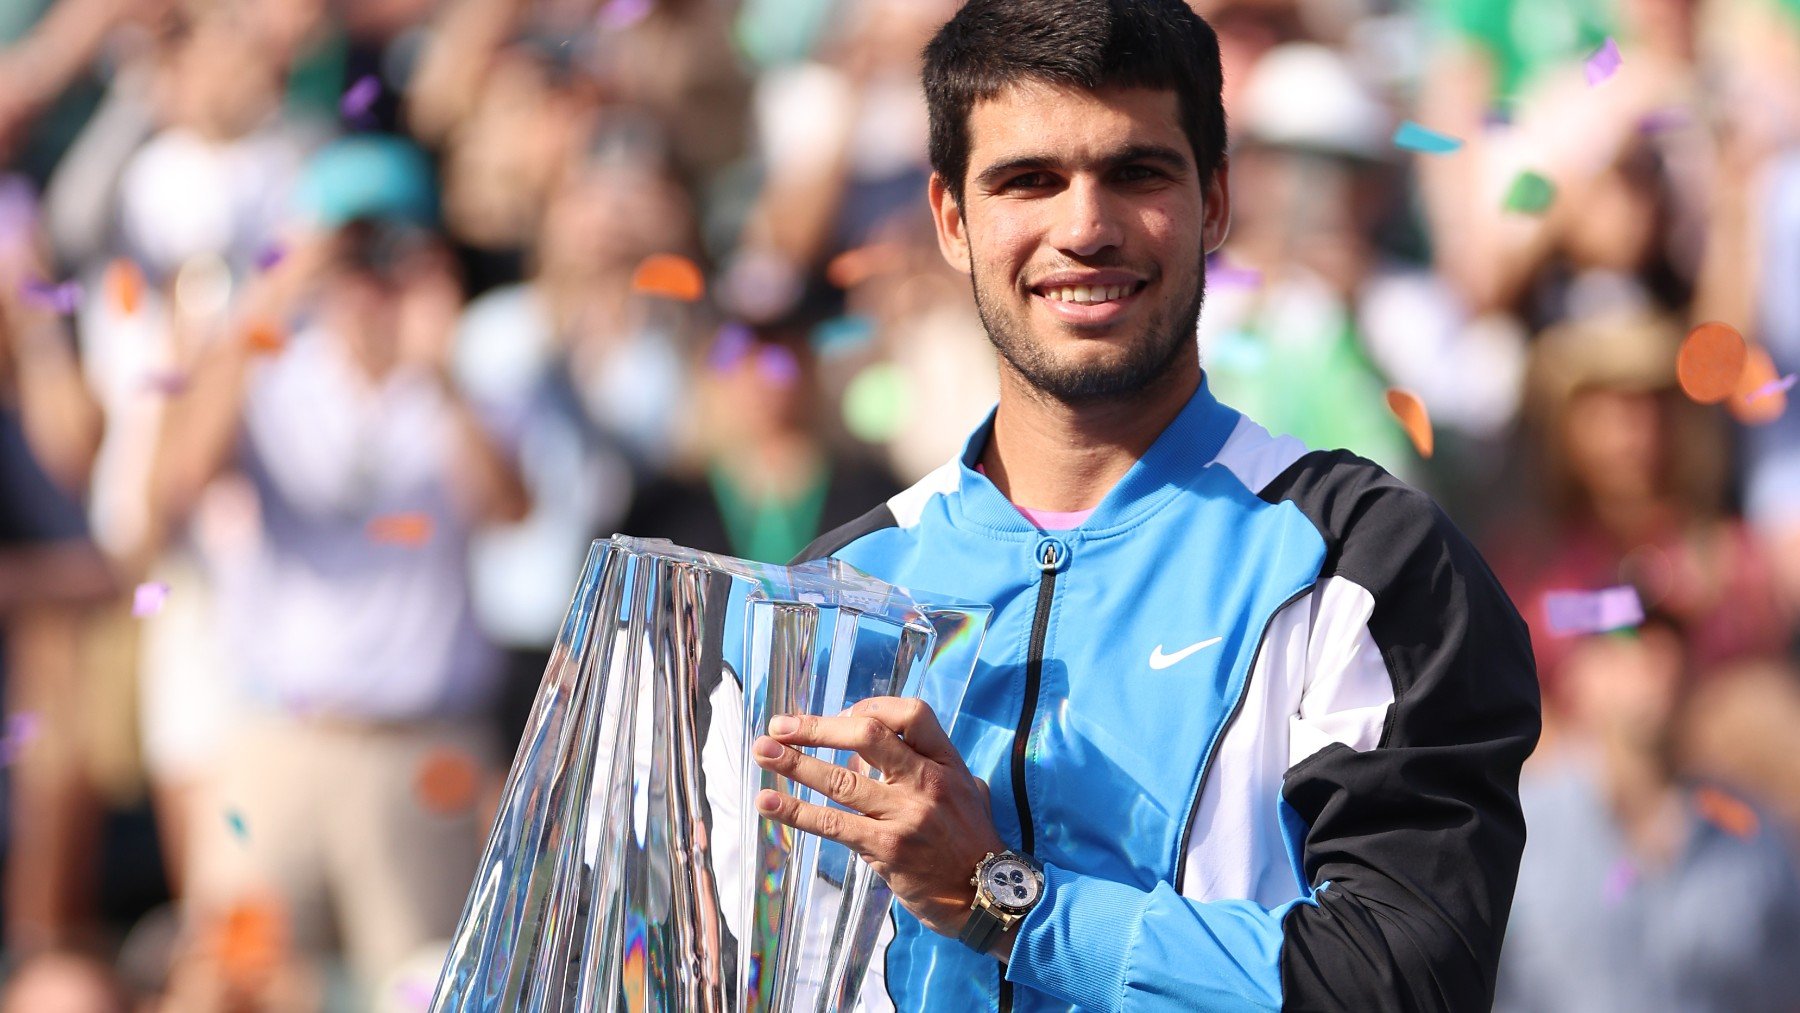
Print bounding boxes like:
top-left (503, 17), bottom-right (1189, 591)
top-left (1001, 541), bottom-right (1060, 1013)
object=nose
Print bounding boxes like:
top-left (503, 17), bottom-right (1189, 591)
top-left (1049, 177), bottom-right (1125, 258)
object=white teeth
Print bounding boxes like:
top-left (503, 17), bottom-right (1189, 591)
top-left (1044, 283), bottom-right (1135, 304)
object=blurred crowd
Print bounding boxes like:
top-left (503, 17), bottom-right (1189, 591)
top-left (0, 0), bottom-right (1797, 1009)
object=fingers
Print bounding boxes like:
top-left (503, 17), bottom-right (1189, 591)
top-left (754, 787), bottom-right (881, 851)
top-left (753, 734), bottom-right (897, 817)
top-left (849, 697), bottom-right (958, 765)
top-left (766, 712), bottom-right (924, 777)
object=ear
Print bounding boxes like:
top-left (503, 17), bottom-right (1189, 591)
top-left (928, 173), bottom-right (972, 275)
top-left (1201, 157), bottom-right (1232, 254)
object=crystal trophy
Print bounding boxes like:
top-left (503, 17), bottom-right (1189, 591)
top-left (431, 535), bottom-right (991, 1011)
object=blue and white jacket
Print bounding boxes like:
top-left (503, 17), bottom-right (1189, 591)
top-left (797, 380), bottom-right (1540, 1011)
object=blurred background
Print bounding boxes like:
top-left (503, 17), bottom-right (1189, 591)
top-left (0, 0), bottom-right (1797, 1009)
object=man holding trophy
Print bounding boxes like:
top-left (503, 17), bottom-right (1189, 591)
top-left (750, 0), bottom-right (1542, 1009)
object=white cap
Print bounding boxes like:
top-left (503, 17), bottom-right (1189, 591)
top-left (1239, 43), bottom-right (1392, 161)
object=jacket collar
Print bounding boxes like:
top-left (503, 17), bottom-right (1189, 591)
top-left (952, 374), bottom-right (1241, 537)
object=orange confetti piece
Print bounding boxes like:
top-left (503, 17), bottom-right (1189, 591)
top-left (1676, 321), bottom-right (1748, 404)
top-left (1385, 388), bottom-right (1434, 459)
top-left (1727, 344), bottom-right (1788, 425)
top-left (414, 748), bottom-right (480, 815)
top-left (211, 896), bottom-right (289, 988)
top-left (826, 243), bottom-right (906, 289)
top-left (106, 258), bottom-right (144, 315)
top-left (1695, 786), bottom-right (1759, 839)
top-left (630, 253), bottom-right (705, 302)
top-left (243, 319), bottom-right (287, 355)
top-left (367, 512), bottom-right (434, 547)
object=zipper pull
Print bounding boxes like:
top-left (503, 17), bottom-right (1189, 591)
top-left (1034, 538), bottom-right (1063, 573)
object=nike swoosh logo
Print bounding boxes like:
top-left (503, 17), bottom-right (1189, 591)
top-left (1148, 637), bottom-right (1224, 670)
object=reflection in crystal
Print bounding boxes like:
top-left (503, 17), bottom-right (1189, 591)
top-left (433, 536), bottom-right (990, 1012)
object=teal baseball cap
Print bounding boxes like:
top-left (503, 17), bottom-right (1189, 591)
top-left (292, 134), bottom-right (439, 230)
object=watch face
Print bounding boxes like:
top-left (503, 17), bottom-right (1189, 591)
top-left (982, 856), bottom-right (1041, 912)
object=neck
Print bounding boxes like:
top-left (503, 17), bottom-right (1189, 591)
top-left (1599, 730), bottom-right (1684, 866)
top-left (980, 355), bottom-right (1201, 512)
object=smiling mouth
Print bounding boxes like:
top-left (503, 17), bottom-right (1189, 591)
top-left (1031, 280), bottom-right (1148, 306)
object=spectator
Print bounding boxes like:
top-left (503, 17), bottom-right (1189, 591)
top-left (149, 135), bottom-right (525, 1003)
top-left (1496, 615), bottom-right (1800, 1012)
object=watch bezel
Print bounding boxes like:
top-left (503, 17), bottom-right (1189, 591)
top-left (973, 850), bottom-right (1044, 916)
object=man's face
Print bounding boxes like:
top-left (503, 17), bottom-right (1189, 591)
top-left (929, 83), bottom-right (1229, 403)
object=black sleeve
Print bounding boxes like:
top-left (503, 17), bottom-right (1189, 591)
top-left (1264, 451), bottom-right (1542, 1012)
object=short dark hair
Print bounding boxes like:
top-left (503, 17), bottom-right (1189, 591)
top-left (923, 0), bottom-right (1227, 206)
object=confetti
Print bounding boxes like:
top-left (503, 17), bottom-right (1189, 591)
top-left (600, 0), bottom-right (654, 29)
top-left (708, 323), bottom-right (753, 372)
top-left (1729, 346), bottom-right (1789, 425)
top-left (254, 242), bottom-right (287, 272)
top-left (106, 259), bottom-right (144, 315)
top-left (0, 713), bottom-right (42, 767)
top-left (1638, 107), bottom-right (1692, 134)
top-left (1393, 121), bottom-right (1463, 155)
top-left (415, 749), bottom-right (480, 815)
top-left (1205, 254), bottom-right (1263, 290)
top-left (22, 278), bottom-right (82, 314)
top-left (243, 319), bottom-right (287, 355)
top-left (368, 512), bottom-right (435, 547)
top-left (1676, 321), bottom-right (1748, 404)
top-left (826, 243), bottom-right (905, 289)
top-left (1384, 388), bottom-right (1434, 459)
top-left (1695, 786), bottom-right (1758, 838)
top-left (1585, 37), bottom-right (1623, 87)
top-left (394, 976), bottom-right (436, 1010)
top-left (142, 371), bottom-right (190, 396)
top-left (811, 314), bottom-right (877, 357)
top-left (1544, 585), bottom-right (1644, 636)
top-left (1749, 373), bottom-right (1797, 403)
top-left (843, 363), bottom-right (908, 443)
top-left (1502, 171), bottom-right (1556, 215)
top-left (1601, 858), bottom-right (1636, 907)
top-left (214, 897), bottom-right (286, 988)
top-left (756, 344), bottom-right (800, 387)
top-left (226, 808), bottom-right (249, 841)
top-left (630, 253), bottom-right (704, 302)
top-left (132, 581), bottom-right (171, 618)
top-left (340, 74), bottom-right (381, 123)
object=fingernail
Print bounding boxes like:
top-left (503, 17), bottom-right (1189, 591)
top-left (769, 715), bottom-right (797, 736)
top-left (754, 736), bottom-right (783, 759)
top-left (756, 790), bottom-right (781, 812)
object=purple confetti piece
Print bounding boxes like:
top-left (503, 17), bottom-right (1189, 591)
top-left (0, 174), bottom-right (38, 248)
top-left (132, 581), bottom-right (171, 618)
top-left (1544, 585), bottom-right (1645, 636)
top-left (254, 242), bottom-right (287, 272)
top-left (340, 74), bottom-right (381, 122)
top-left (142, 371), bottom-right (190, 396)
top-left (395, 977), bottom-right (435, 1010)
top-left (1206, 254), bottom-right (1263, 290)
top-left (600, 0), bottom-right (654, 30)
top-left (1637, 107), bottom-right (1692, 135)
top-left (1748, 373), bottom-right (1798, 403)
top-left (0, 712), bottom-right (42, 767)
top-left (22, 278), bottom-right (82, 315)
top-left (708, 323), bottom-right (754, 372)
top-left (1602, 858), bottom-right (1637, 907)
top-left (1585, 37), bottom-right (1623, 87)
top-left (756, 344), bottom-right (800, 387)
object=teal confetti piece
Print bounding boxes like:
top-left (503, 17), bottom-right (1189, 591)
top-left (1503, 171), bottom-right (1557, 215)
top-left (226, 808), bottom-right (248, 842)
top-left (1393, 120), bottom-right (1464, 155)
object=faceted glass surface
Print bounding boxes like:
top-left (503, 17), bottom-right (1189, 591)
top-left (432, 536), bottom-right (991, 1012)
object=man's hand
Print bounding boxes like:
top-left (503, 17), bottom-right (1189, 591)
top-left (751, 697), bottom-right (1007, 942)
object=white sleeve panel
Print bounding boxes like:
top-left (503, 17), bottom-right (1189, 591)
top-left (1289, 576), bottom-right (1393, 769)
top-left (1182, 576), bottom-right (1397, 908)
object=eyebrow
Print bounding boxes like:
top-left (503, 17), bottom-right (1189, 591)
top-left (972, 143), bottom-right (1193, 191)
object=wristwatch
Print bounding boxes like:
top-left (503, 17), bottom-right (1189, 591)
top-left (957, 850), bottom-right (1045, 955)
